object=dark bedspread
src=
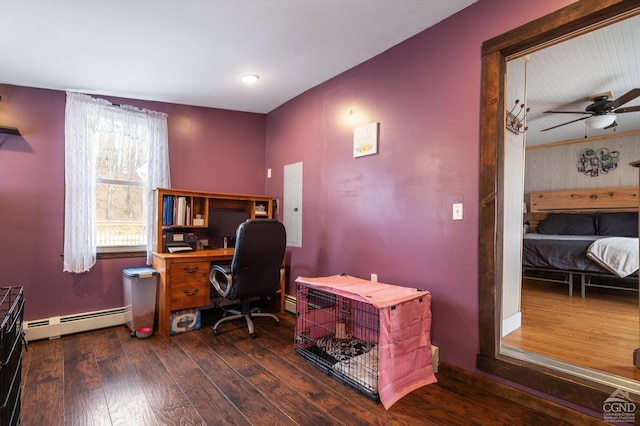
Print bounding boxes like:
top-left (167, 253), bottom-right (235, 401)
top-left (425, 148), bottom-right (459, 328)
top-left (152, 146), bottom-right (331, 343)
top-left (522, 234), bottom-right (610, 273)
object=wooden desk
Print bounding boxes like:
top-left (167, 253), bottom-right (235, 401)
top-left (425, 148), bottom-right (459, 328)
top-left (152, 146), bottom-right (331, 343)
top-left (151, 249), bottom-right (285, 338)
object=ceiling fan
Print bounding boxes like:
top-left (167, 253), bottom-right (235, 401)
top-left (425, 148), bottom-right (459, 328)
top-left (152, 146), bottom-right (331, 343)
top-left (541, 88), bottom-right (640, 132)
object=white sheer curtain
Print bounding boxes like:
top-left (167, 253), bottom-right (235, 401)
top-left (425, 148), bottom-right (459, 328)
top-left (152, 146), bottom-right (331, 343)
top-left (64, 92), bottom-right (170, 273)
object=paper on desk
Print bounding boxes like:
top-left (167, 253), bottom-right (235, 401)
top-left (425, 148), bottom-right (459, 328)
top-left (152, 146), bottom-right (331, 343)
top-left (167, 246), bottom-right (193, 253)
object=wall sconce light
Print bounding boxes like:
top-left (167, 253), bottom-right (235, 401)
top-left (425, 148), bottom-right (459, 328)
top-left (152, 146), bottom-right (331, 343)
top-left (506, 99), bottom-right (529, 134)
top-left (0, 96), bottom-right (21, 136)
top-left (344, 107), bottom-right (365, 126)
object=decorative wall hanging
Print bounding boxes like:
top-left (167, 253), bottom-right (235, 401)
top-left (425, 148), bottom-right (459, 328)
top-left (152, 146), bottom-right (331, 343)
top-left (506, 99), bottom-right (529, 134)
top-left (353, 122), bottom-right (379, 158)
top-left (577, 148), bottom-right (619, 177)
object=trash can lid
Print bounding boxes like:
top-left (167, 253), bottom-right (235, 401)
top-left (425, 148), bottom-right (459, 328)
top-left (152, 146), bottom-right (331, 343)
top-left (122, 267), bottom-right (158, 277)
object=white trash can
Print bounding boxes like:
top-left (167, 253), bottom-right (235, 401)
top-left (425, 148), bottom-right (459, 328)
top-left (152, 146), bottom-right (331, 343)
top-left (122, 267), bottom-right (158, 338)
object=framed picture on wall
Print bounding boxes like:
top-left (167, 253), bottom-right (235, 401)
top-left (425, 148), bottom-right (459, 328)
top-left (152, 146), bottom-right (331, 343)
top-left (353, 122), bottom-right (379, 157)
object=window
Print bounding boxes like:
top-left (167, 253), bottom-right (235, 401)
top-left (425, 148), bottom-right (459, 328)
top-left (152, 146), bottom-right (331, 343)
top-left (95, 119), bottom-right (149, 252)
top-left (64, 92), bottom-right (170, 273)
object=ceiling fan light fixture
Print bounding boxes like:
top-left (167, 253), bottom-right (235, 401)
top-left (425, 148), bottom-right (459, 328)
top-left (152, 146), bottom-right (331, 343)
top-left (585, 114), bottom-right (617, 129)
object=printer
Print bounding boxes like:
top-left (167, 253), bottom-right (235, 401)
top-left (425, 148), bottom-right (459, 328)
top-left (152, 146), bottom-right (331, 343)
top-left (162, 230), bottom-right (198, 253)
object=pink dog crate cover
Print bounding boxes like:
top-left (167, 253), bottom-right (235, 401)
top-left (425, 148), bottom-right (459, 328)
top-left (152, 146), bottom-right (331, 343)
top-left (295, 275), bottom-right (436, 409)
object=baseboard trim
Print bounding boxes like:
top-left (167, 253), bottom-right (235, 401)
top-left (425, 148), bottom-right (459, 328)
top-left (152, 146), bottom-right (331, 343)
top-left (436, 362), bottom-right (603, 425)
top-left (502, 311), bottom-right (521, 337)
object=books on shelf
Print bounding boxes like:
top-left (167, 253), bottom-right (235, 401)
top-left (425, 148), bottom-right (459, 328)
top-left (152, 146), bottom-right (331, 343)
top-left (176, 197), bottom-right (187, 226)
top-left (162, 195), bottom-right (175, 225)
top-left (162, 195), bottom-right (190, 226)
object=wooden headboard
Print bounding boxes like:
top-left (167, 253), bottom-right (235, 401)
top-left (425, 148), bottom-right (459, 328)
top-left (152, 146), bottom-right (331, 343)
top-left (527, 187), bottom-right (639, 231)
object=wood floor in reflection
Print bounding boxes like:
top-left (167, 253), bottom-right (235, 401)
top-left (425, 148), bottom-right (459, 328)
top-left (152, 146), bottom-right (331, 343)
top-left (502, 278), bottom-right (640, 380)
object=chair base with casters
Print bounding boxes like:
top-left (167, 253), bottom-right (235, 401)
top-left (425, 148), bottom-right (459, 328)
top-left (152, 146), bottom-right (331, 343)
top-left (210, 260), bottom-right (282, 338)
top-left (212, 298), bottom-right (279, 339)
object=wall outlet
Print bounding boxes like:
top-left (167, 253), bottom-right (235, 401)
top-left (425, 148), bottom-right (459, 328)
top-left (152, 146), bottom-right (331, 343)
top-left (371, 273), bottom-right (378, 282)
top-left (452, 203), bottom-right (463, 220)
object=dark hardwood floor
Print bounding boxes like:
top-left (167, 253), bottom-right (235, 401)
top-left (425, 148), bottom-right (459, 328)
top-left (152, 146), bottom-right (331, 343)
top-left (20, 308), bottom-right (605, 425)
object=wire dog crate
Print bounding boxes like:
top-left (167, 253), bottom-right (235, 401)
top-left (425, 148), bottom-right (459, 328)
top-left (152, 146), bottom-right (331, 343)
top-left (0, 286), bottom-right (24, 426)
top-left (295, 282), bottom-right (380, 400)
top-left (295, 275), bottom-right (437, 410)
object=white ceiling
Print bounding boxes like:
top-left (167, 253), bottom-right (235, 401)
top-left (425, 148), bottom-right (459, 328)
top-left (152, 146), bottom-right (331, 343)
top-left (0, 0), bottom-right (475, 114)
top-left (521, 13), bottom-right (640, 146)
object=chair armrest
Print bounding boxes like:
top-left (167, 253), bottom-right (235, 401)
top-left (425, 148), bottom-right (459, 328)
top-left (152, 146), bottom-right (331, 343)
top-left (210, 264), bottom-right (232, 297)
top-left (213, 264), bottom-right (231, 274)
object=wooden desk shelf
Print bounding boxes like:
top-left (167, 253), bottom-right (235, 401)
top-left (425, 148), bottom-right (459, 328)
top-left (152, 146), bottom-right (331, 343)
top-left (155, 188), bottom-right (274, 244)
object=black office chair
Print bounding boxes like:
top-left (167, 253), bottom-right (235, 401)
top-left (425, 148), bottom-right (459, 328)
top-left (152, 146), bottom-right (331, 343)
top-left (209, 219), bottom-right (286, 338)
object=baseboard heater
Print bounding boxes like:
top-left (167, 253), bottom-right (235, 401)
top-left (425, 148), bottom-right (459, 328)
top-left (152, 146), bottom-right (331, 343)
top-left (285, 294), bottom-right (296, 314)
top-left (23, 306), bottom-right (128, 342)
top-left (283, 294), bottom-right (439, 372)
top-left (24, 296), bottom-right (440, 371)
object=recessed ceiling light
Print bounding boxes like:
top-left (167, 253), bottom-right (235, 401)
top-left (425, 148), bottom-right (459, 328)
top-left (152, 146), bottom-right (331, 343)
top-left (239, 73), bottom-right (260, 84)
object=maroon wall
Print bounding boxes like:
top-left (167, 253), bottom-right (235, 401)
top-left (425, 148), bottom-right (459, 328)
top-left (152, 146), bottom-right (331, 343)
top-left (0, 85), bottom-right (266, 320)
top-left (264, 0), bottom-right (576, 371)
top-left (0, 0), bottom-right (577, 379)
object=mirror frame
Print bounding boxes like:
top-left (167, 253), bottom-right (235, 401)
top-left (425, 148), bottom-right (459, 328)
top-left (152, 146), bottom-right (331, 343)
top-left (477, 0), bottom-right (640, 412)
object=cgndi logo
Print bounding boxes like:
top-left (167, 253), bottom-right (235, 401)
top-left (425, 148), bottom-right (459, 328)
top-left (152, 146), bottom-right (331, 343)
top-left (603, 389), bottom-right (636, 423)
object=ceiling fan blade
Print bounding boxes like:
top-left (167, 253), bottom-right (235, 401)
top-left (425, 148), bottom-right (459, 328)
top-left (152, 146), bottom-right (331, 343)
top-left (604, 121), bottom-right (618, 130)
top-left (607, 88), bottom-right (640, 109)
top-left (614, 105), bottom-right (640, 114)
top-left (540, 115), bottom-right (590, 132)
top-left (543, 110), bottom-right (591, 114)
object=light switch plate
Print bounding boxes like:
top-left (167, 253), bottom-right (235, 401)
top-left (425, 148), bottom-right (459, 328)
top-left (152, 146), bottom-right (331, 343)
top-left (453, 203), bottom-right (463, 220)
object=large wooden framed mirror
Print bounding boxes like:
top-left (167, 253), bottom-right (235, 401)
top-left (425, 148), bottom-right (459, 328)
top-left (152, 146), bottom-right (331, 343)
top-left (477, 0), bottom-right (640, 412)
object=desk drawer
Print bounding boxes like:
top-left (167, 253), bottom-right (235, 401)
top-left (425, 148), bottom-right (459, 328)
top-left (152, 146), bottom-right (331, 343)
top-left (170, 261), bottom-right (210, 309)
top-left (170, 261), bottom-right (209, 284)
top-left (170, 281), bottom-right (209, 310)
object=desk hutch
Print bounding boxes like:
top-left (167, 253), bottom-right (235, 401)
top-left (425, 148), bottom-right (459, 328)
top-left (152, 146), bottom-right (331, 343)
top-left (151, 188), bottom-right (283, 338)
